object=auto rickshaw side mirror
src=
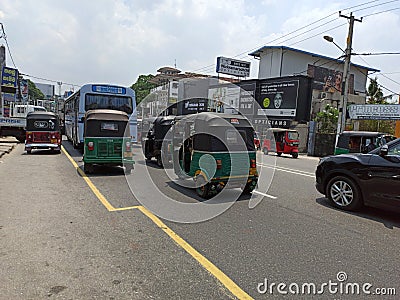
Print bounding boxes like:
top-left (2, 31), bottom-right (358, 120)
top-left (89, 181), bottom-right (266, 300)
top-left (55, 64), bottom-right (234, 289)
top-left (380, 144), bottom-right (389, 156)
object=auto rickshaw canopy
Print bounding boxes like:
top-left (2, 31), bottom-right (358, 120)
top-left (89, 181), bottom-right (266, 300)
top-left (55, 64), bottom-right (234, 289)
top-left (84, 109), bottom-right (130, 137)
top-left (26, 111), bottom-right (60, 131)
top-left (176, 112), bottom-right (255, 152)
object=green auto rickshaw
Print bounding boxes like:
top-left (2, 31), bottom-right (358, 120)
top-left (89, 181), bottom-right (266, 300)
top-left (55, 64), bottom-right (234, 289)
top-left (334, 131), bottom-right (396, 155)
top-left (83, 109), bottom-right (134, 174)
top-left (172, 112), bottom-right (258, 198)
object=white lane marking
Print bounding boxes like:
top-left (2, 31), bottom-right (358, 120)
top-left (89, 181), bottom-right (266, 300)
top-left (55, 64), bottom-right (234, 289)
top-left (252, 190), bottom-right (277, 199)
top-left (257, 163), bottom-right (316, 178)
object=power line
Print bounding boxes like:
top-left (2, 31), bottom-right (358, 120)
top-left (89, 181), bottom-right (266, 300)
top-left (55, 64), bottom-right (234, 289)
top-left (353, 0), bottom-right (400, 13)
top-left (20, 72), bottom-right (81, 88)
top-left (362, 6), bottom-right (400, 17)
top-left (192, 1), bottom-right (396, 74)
top-left (0, 23), bottom-right (17, 69)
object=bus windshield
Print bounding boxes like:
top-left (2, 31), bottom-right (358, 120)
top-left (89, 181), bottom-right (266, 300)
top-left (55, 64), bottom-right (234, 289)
top-left (85, 94), bottom-right (133, 114)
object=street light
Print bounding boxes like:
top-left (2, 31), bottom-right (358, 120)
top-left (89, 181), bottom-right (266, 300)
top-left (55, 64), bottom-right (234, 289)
top-left (323, 35), bottom-right (345, 54)
top-left (323, 34), bottom-right (353, 144)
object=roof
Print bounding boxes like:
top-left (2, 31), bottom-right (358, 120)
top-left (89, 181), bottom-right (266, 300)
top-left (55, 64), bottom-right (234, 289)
top-left (85, 109), bottom-right (129, 121)
top-left (268, 128), bottom-right (298, 132)
top-left (185, 112), bottom-right (253, 128)
top-left (26, 111), bottom-right (57, 119)
top-left (249, 45), bottom-right (380, 72)
top-left (340, 131), bottom-right (390, 137)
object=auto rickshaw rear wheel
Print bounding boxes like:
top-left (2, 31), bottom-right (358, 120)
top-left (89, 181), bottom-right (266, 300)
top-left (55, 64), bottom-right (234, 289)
top-left (156, 155), bottom-right (163, 168)
top-left (242, 183), bottom-right (253, 195)
top-left (195, 175), bottom-right (211, 199)
top-left (84, 163), bottom-right (94, 174)
top-left (277, 152), bottom-right (282, 156)
top-left (124, 164), bottom-right (133, 174)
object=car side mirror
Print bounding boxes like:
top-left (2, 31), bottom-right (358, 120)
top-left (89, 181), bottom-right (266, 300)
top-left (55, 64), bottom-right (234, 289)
top-left (380, 144), bottom-right (388, 156)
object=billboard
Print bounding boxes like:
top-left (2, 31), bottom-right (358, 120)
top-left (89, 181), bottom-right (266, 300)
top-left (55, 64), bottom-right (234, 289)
top-left (257, 79), bottom-right (299, 117)
top-left (307, 64), bottom-right (354, 94)
top-left (237, 81), bottom-right (256, 116)
top-left (348, 104), bottom-right (400, 120)
top-left (1, 66), bottom-right (18, 94)
top-left (216, 56), bottom-right (250, 77)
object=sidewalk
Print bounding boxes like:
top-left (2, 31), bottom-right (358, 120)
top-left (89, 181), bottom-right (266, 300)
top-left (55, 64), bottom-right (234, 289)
top-left (0, 136), bottom-right (19, 158)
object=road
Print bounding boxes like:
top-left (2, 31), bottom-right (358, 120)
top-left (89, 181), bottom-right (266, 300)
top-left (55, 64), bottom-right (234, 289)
top-left (0, 140), bottom-right (399, 299)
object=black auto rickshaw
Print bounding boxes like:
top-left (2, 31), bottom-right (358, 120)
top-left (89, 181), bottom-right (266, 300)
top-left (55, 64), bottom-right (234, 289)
top-left (262, 128), bottom-right (299, 158)
top-left (144, 116), bottom-right (175, 167)
top-left (83, 109), bottom-right (134, 174)
top-left (172, 112), bottom-right (258, 198)
top-left (25, 111), bottom-right (62, 154)
top-left (334, 131), bottom-right (396, 155)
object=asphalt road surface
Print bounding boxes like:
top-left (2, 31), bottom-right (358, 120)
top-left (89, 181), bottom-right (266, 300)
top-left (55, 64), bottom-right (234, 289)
top-left (0, 139), bottom-right (399, 299)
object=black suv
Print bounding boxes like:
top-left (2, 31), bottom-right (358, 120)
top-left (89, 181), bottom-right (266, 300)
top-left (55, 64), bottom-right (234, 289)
top-left (316, 138), bottom-right (400, 212)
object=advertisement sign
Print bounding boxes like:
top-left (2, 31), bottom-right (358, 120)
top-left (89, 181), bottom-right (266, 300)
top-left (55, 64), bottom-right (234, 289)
top-left (216, 56), bottom-right (250, 77)
top-left (257, 79), bottom-right (299, 118)
top-left (1, 66), bottom-right (18, 94)
top-left (238, 82), bottom-right (256, 116)
top-left (307, 64), bottom-right (354, 94)
top-left (20, 79), bottom-right (28, 102)
top-left (208, 85), bottom-right (240, 114)
top-left (348, 104), bottom-right (400, 120)
top-left (180, 98), bottom-right (208, 115)
top-left (253, 118), bottom-right (291, 128)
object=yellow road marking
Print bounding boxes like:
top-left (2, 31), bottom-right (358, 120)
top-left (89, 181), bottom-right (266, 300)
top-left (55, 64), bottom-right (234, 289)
top-left (62, 146), bottom-right (116, 211)
top-left (137, 206), bottom-right (253, 300)
top-left (62, 145), bottom-right (252, 299)
top-left (112, 206), bottom-right (141, 211)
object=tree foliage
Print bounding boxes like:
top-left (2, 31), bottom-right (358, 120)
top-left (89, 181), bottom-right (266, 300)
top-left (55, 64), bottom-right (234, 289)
top-left (131, 74), bottom-right (157, 105)
top-left (366, 77), bottom-right (384, 104)
top-left (27, 79), bottom-right (45, 100)
top-left (315, 104), bottom-right (339, 133)
top-left (362, 77), bottom-right (395, 134)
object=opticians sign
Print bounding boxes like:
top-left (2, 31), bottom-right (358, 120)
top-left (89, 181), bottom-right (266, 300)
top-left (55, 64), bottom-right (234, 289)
top-left (348, 104), bottom-right (400, 120)
top-left (216, 56), bottom-right (250, 77)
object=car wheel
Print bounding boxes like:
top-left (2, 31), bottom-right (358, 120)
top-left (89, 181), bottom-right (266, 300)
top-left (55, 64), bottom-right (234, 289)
top-left (326, 176), bottom-right (362, 211)
top-left (26, 149), bottom-right (32, 154)
top-left (292, 152), bottom-right (298, 158)
top-left (277, 152), bottom-right (282, 156)
top-left (263, 148), bottom-right (268, 155)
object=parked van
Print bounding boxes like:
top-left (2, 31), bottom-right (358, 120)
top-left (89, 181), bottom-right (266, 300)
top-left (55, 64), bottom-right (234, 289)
top-left (11, 104), bottom-right (47, 118)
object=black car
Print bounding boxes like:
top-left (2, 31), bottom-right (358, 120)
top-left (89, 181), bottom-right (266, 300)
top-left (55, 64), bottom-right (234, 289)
top-left (316, 137), bottom-right (400, 212)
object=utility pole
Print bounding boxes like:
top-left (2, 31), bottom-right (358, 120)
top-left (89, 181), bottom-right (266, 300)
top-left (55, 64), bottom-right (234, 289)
top-left (336, 12), bottom-right (362, 142)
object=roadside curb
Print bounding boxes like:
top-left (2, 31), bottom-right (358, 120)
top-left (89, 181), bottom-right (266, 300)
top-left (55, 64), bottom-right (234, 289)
top-left (0, 137), bottom-right (19, 158)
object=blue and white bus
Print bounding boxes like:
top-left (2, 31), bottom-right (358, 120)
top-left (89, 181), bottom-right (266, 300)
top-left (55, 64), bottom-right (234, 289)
top-left (64, 84), bottom-right (137, 148)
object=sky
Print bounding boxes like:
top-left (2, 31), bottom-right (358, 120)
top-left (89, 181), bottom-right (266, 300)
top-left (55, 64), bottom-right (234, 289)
top-left (1, 0), bottom-right (400, 98)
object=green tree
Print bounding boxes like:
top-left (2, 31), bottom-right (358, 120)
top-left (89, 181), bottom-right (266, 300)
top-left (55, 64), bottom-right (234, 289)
top-left (26, 79), bottom-right (45, 100)
top-left (361, 77), bottom-right (395, 134)
top-left (367, 77), bottom-right (384, 104)
top-left (315, 104), bottom-right (339, 133)
top-left (131, 74), bottom-right (157, 105)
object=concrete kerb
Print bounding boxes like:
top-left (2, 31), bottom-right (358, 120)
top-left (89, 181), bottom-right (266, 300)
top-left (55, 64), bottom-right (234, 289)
top-left (0, 136), bottom-right (19, 158)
